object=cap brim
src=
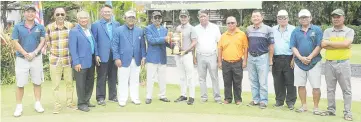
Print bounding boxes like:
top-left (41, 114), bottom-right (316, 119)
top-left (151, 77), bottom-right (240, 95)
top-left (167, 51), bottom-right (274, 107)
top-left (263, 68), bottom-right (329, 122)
top-left (153, 14), bottom-right (162, 17)
top-left (25, 7), bottom-right (36, 11)
top-left (331, 13), bottom-right (343, 16)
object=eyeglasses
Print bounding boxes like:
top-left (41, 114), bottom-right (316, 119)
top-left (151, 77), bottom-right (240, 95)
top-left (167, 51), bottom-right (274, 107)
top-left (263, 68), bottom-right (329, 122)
top-left (153, 16), bottom-right (162, 20)
top-left (227, 22), bottom-right (236, 25)
top-left (56, 13), bottom-right (65, 17)
top-left (277, 17), bottom-right (288, 20)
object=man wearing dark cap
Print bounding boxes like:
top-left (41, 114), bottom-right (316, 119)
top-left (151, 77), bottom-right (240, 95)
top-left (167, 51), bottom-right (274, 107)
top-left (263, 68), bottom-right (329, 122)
top-left (173, 9), bottom-right (198, 105)
top-left (320, 9), bottom-right (354, 121)
top-left (12, 5), bottom-right (46, 117)
top-left (144, 11), bottom-right (171, 104)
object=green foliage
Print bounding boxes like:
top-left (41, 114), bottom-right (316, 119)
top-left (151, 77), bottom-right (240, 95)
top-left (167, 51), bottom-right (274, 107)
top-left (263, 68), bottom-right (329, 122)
top-left (1, 28), bottom-right (16, 85)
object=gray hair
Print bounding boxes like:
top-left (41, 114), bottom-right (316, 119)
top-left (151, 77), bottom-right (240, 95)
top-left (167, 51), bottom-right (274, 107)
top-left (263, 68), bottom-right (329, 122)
top-left (76, 11), bottom-right (90, 19)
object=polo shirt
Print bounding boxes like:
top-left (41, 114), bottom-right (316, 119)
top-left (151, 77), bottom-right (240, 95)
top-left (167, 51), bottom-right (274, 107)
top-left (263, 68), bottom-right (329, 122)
top-left (323, 26), bottom-right (354, 60)
top-left (12, 21), bottom-right (45, 57)
top-left (195, 22), bottom-right (221, 55)
top-left (272, 24), bottom-right (295, 55)
top-left (176, 23), bottom-right (197, 51)
top-left (218, 28), bottom-right (248, 61)
top-left (290, 24), bottom-right (323, 71)
top-left (246, 23), bottom-right (274, 54)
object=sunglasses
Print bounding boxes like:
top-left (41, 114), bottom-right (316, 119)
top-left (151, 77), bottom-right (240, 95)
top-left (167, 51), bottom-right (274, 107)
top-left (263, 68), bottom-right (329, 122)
top-left (227, 22), bottom-right (236, 25)
top-left (56, 13), bottom-right (65, 17)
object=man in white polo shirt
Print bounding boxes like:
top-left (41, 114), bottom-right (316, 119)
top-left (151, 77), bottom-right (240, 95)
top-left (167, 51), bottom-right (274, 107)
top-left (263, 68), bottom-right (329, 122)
top-left (194, 9), bottom-right (222, 104)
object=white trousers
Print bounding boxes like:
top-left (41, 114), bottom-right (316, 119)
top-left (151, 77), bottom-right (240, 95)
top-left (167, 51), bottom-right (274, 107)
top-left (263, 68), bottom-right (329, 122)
top-left (146, 63), bottom-right (167, 99)
top-left (117, 59), bottom-right (140, 103)
top-left (175, 53), bottom-right (195, 98)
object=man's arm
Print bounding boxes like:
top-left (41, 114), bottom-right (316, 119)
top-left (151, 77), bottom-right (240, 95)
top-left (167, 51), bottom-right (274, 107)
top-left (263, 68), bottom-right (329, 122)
top-left (145, 27), bottom-right (166, 45)
top-left (269, 44), bottom-right (274, 65)
top-left (111, 28), bottom-right (121, 60)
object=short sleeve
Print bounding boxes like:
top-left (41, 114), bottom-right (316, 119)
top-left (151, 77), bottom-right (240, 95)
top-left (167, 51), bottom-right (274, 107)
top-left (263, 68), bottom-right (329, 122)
top-left (11, 25), bottom-right (19, 40)
top-left (290, 30), bottom-right (297, 48)
top-left (345, 29), bottom-right (355, 42)
top-left (191, 27), bottom-right (198, 41)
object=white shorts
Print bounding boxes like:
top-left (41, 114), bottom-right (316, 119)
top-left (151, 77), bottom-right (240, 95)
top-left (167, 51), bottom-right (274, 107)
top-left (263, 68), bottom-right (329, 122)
top-left (294, 62), bottom-right (322, 88)
top-left (15, 55), bottom-right (44, 87)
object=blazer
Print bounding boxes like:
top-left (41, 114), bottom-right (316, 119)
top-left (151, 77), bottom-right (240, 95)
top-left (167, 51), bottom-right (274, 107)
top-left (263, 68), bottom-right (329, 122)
top-left (91, 19), bottom-right (120, 62)
top-left (69, 24), bottom-right (97, 69)
top-left (145, 24), bottom-right (169, 64)
top-left (112, 25), bottom-right (146, 67)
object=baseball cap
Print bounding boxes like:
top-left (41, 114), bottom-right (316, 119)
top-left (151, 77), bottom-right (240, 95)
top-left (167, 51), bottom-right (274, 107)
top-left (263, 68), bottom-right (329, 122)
top-left (24, 5), bottom-right (36, 11)
top-left (298, 9), bottom-right (311, 17)
top-left (152, 11), bottom-right (162, 17)
top-left (179, 9), bottom-right (189, 16)
top-left (331, 9), bottom-right (345, 16)
top-left (277, 10), bottom-right (288, 16)
top-left (125, 10), bottom-right (136, 17)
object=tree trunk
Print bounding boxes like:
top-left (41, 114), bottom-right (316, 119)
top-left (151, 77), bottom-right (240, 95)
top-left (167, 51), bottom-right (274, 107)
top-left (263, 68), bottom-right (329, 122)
top-left (1, 1), bottom-right (8, 29)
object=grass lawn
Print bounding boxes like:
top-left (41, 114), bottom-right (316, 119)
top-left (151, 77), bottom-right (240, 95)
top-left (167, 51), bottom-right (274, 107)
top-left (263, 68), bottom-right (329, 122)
top-left (1, 81), bottom-right (360, 122)
top-left (320, 44), bottom-right (361, 64)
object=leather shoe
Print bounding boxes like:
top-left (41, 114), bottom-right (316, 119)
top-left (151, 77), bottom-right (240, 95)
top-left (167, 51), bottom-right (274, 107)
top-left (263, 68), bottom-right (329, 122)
top-left (159, 98), bottom-right (170, 102)
top-left (87, 103), bottom-right (96, 107)
top-left (145, 99), bottom-right (152, 104)
top-left (288, 105), bottom-right (295, 110)
top-left (273, 103), bottom-right (284, 107)
top-left (187, 97), bottom-right (194, 105)
top-left (78, 106), bottom-right (90, 112)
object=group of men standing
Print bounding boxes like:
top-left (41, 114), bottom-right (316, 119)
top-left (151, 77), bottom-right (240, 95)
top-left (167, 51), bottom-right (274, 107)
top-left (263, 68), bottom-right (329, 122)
top-left (11, 4), bottom-right (354, 121)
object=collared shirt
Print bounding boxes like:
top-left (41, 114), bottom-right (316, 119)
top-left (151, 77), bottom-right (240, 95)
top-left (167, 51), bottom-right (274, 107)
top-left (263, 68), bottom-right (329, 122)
top-left (81, 25), bottom-right (95, 54)
top-left (323, 26), bottom-right (354, 60)
top-left (176, 23), bottom-right (197, 51)
top-left (290, 24), bottom-right (323, 71)
top-left (272, 24), bottom-right (295, 55)
top-left (195, 22), bottom-right (221, 55)
top-left (45, 21), bottom-right (74, 66)
top-left (12, 21), bottom-right (45, 57)
top-left (246, 23), bottom-right (274, 54)
top-left (106, 21), bottom-right (113, 40)
top-left (218, 28), bottom-right (248, 61)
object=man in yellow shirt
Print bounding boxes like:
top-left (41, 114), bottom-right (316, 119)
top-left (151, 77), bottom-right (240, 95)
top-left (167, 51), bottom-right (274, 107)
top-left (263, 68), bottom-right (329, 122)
top-left (218, 16), bottom-right (248, 105)
top-left (321, 9), bottom-right (354, 121)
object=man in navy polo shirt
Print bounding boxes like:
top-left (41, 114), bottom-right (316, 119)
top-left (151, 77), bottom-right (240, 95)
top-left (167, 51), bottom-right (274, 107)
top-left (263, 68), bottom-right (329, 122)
top-left (11, 5), bottom-right (46, 117)
top-left (290, 9), bottom-right (323, 115)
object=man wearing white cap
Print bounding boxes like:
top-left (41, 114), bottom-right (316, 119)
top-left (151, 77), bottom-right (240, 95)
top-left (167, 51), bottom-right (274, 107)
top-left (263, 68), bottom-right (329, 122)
top-left (272, 10), bottom-right (296, 110)
top-left (290, 9), bottom-right (323, 115)
top-left (112, 10), bottom-right (146, 107)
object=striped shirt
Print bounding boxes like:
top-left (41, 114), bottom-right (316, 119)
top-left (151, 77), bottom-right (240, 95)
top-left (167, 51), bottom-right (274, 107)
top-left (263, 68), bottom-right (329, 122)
top-left (45, 21), bottom-right (74, 66)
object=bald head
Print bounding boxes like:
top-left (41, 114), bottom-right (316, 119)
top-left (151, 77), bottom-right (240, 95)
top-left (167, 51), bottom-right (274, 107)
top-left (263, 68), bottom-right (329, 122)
top-left (226, 16), bottom-right (237, 31)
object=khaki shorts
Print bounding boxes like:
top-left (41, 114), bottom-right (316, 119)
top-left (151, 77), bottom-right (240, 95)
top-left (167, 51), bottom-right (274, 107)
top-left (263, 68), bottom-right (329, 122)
top-left (294, 62), bottom-right (322, 88)
top-left (15, 55), bottom-right (44, 87)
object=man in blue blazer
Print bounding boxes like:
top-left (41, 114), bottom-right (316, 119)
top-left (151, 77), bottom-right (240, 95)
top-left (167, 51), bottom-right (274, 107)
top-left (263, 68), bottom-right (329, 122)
top-left (91, 4), bottom-right (120, 106)
top-left (69, 11), bottom-right (97, 112)
top-left (112, 10), bottom-right (146, 107)
top-left (144, 11), bottom-right (171, 104)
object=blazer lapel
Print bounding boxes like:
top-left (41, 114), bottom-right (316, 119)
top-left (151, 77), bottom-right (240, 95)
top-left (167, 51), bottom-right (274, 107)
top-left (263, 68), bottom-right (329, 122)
top-left (77, 25), bottom-right (90, 43)
top-left (100, 20), bottom-right (110, 39)
top-left (132, 28), bottom-right (136, 46)
top-left (122, 26), bottom-right (134, 47)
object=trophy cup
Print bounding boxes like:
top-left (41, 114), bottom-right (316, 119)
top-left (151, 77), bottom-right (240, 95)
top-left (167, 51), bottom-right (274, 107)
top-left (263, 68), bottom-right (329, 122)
top-left (167, 31), bottom-right (183, 55)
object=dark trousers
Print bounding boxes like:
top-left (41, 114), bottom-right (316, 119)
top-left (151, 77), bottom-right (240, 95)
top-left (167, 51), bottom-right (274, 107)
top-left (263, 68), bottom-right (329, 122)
top-left (272, 55), bottom-right (297, 106)
top-left (222, 60), bottom-right (243, 103)
top-left (96, 52), bottom-right (118, 101)
top-left (74, 56), bottom-right (95, 107)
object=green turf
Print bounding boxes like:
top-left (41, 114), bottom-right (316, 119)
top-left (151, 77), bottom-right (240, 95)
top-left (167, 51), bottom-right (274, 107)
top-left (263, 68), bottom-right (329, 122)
top-left (1, 81), bottom-right (360, 122)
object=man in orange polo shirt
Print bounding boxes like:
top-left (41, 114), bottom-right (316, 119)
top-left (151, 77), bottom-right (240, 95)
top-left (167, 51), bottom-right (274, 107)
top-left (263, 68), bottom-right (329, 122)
top-left (218, 16), bottom-right (248, 105)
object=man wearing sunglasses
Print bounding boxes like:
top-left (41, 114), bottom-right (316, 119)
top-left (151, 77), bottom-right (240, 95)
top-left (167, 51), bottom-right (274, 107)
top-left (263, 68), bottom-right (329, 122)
top-left (173, 9), bottom-right (198, 105)
top-left (218, 16), bottom-right (248, 105)
top-left (271, 10), bottom-right (297, 110)
top-left (246, 10), bottom-right (274, 109)
top-left (91, 4), bottom-right (121, 106)
top-left (290, 9), bottom-right (323, 115)
top-left (43, 7), bottom-right (77, 114)
top-left (112, 10), bottom-right (146, 107)
top-left (144, 11), bottom-right (171, 104)
top-left (194, 9), bottom-right (222, 104)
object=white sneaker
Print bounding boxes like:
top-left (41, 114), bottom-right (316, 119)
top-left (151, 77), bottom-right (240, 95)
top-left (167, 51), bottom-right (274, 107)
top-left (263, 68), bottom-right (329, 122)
top-left (119, 102), bottom-right (126, 107)
top-left (132, 99), bottom-right (141, 105)
top-left (13, 104), bottom-right (23, 117)
top-left (34, 102), bottom-right (45, 113)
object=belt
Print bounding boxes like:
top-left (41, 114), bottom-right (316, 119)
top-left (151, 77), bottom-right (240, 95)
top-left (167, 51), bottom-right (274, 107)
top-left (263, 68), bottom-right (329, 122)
top-left (274, 55), bottom-right (292, 58)
top-left (249, 52), bottom-right (266, 57)
top-left (224, 59), bottom-right (241, 63)
top-left (197, 51), bottom-right (216, 56)
top-left (326, 59), bottom-right (348, 63)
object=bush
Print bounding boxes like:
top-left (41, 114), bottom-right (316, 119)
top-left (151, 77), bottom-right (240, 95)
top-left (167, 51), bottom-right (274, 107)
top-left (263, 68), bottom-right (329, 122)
top-left (1, 29), bottom-right (16, 85)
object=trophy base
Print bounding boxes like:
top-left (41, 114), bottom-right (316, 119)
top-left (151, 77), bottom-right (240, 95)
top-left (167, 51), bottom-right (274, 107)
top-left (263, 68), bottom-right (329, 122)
top-left (171, 49), bottom-right (181, 55)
